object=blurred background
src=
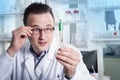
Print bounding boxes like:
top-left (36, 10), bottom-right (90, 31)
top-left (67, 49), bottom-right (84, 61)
top-left (0, 0), bottom-right (120, 80)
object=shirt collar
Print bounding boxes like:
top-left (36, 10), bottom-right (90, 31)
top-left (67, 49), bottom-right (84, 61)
top-left (29, 45), bottom-right (49, 58)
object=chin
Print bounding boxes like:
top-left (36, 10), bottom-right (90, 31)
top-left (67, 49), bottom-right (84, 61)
top-left (38, 46), bottom-right (49, 51)
top-left (36, 42), bottom-right (51, 51)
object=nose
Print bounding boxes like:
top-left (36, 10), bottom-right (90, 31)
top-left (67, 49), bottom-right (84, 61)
top-left (39, 30), bottom-right (46, 39)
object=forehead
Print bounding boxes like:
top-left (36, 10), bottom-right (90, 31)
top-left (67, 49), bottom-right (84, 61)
top-left (27, 12), bottom-right (54, 27)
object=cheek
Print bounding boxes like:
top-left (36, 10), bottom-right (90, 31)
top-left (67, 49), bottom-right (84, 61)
top-left (48, 33), bottom-right (53, 38)
top-left (29, 35), bottom-right (39, 43)
top-left (48, 35), bottom-right (54, 42)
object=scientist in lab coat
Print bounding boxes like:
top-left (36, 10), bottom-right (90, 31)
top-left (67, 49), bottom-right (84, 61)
top-left (0, 2), bottom-right (95, 80)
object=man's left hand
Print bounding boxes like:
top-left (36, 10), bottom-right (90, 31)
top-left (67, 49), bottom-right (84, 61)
top-left (56, 47), bottom-right (80, 78)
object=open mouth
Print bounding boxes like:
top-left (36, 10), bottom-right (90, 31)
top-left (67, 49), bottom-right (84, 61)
top-left (38, 42), bottom-right (47, 46)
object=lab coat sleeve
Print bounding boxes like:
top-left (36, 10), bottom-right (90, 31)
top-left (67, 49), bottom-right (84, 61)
top-left (70, 58), bottom-right (96, 80)
top-left (63, 59), bottom-right (96, 80)
top-left (0, 52), bottom-right (14, 80)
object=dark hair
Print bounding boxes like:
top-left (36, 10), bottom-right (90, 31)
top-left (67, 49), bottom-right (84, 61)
top-left (23, 2), bottom-right (54, 26)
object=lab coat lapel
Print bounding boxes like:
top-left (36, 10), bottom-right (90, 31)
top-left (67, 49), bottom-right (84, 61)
top-left (36, 37), bottom-right (59, 77)
top-left (43, 37), bottom-right (60, 77)
top-left (25, 52), bottom-right (35, 79)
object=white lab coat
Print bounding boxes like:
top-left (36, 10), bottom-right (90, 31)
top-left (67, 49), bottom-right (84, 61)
top-left (0, 37), bottom-right (95, 80)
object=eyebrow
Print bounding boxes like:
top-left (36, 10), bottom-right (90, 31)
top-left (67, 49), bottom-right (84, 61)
top-left (30, 25), bottom-right (39, 28)
top-left (30, 24), bottom-right (54, 28)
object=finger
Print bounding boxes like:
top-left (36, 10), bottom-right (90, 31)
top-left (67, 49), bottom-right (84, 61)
top-left (56, 51), bottom-right (80, 67)
top-left (23, 26), bottom-right (33, 34)
top-left (59, 47), bottom-right (72, 52)
top-left (59, 48), bottom-right (80, 56)
top-left (13, 28), bottom-right (32, 37)
top-left (57, 51), bottom-right (76, 61)
top-left (14, 26), bottom-right (32, 35)
top-left (57, 48), bottom-right (80, 61)
top-left (14, 31), bottom-right (28, 39)
top-left (57, 59), bottom-right (75, 71)
top-left (19, 26), bottom-right (32, 36)
top-left (56, 53), bottom-right (76, 66)
top-left (22, 29), bottom-right (32, 37)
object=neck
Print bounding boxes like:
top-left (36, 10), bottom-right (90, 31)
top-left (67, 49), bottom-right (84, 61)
top-left (34, 48), bottom-right (43, 56)
top-left (30, 46), bottom-right (42, 57)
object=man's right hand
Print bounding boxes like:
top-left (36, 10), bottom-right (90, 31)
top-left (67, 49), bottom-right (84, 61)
top-left (7, 26), bottom-right (32, 57)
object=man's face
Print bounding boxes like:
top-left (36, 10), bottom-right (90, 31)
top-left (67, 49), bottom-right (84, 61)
top-left (27, 12), bottom-right (54, 53)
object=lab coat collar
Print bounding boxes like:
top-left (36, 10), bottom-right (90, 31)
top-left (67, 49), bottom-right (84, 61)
top-left (24, 37), bottom-right (59, 79)
top-left (24, 37), bottom-right (60, 60)
top-left (25, 37), bottom-right (59, 61)
top-left (23, 37), bottom-right (60, 79)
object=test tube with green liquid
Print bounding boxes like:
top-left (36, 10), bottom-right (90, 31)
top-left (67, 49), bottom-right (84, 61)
top-left (59, 19), bottom-right (64, 47)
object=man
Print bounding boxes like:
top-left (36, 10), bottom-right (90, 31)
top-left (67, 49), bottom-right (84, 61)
top-left (0, 2), bottom-right (95, 80)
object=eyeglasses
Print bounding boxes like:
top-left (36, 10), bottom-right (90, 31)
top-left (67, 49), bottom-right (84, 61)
top-left (31, 27), bottom-right (55, 35)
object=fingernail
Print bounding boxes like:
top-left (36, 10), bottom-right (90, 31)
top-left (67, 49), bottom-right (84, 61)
top-left (57, 51), bottom-right (60, 54)
top-left (59, 47), bottom-right (64, 50)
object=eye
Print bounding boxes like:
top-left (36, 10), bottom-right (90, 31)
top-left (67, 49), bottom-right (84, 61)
top-left (32, 28), bottom-right (39, 31)
top-left (45, 28), bottom-right (50, 31)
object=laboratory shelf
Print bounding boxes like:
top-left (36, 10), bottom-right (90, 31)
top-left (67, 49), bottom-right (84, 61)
top-left (104, 55), bottom-right (120, 59)
top-left (55, 20), bottom-right (81, 25)
top-left (0, 38), bottom-right (11, 42)
top-left (79, 48), bottom-right (97, 52)
top-left (92, 38), bottom-right (120, 41)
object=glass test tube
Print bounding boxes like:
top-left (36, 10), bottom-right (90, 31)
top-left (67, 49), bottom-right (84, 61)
top-left (59, 19), bottom-right (64, 47)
